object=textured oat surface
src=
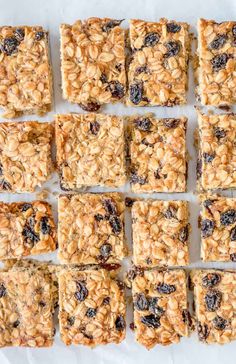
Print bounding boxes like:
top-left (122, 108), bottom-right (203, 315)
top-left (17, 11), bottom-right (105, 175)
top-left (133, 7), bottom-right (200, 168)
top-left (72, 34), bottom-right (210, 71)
top-left (196, 19), bottom-right (236, 106)
top-left (128, 114), bottom-right (187, 192)
top-left (132, 200), bottom-right (190, 267)
top-left (127, 18), bottom-right (190, 106)
top-left (0, 26), bottom-right (52, 118)
top-left (60, 18), bottom-right (126, 111)
top-left (0, 121), bottom-right (53, 192)
top-left (58, 268), bottom-right (126, 347)
top-left (191, 269), bottom-right (236, 344)
top-left (58, 193), bottom-right (127, 264)
top-left (55, 113), bottom-right (126, 190)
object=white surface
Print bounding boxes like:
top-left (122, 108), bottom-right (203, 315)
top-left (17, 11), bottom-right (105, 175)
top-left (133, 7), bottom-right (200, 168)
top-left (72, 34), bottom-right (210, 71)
top-left (0, 0), bottom-right (236, 362)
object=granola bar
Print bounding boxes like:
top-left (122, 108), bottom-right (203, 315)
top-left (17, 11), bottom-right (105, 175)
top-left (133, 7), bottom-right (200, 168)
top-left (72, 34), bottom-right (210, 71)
top-left (58, 193), bottom-right (127, 264)
top-left (196, 19), bottom-right (236, 107)
top-left (0, 268), bottom-right (55, 347)
top-left (191, 269), bottom-right (236, 344)
top-left (60, 18), bottom-right (126, 111)
top-left (58, 268), bottom-right (126, 347)
top-left (200, 194), bottom-right (236, 262)
top-left (127, 18), bottom-right (190, 107)
top-left (129, 114), bottom-right (187, 192)
top-left (0, 200), bottom-right (57, 260)
top-left (130, 268), bottom-right (189, 349)
top-left (197, 111), bottom-right (236, 191)
top-left (0, 121), bottom-right (53, 192)
top-left (132, 199), bottom-right (189, 267)
top-left (0, 26), bottom-right (52, 118)
top-left (55, 113), bottom-right (126, 190)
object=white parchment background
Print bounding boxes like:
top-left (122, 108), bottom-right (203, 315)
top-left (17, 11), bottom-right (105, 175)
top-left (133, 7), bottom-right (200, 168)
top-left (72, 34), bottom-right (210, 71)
top-left (0, 0), bottom-right (236, 362)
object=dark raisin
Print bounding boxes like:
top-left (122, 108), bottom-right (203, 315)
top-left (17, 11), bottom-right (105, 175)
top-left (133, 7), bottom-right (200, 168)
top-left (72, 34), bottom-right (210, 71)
top-left (1, 37), bottom-right (19, 55)
top-left (144, 32), bottom-right (160, 47)
top-left (94, 214), bottom-right (104, 221)
top-left (0, 179), bottom-right (12, 190)
top-left (115, 315), bottom-right (125, 331)
top-left (14, 28), bottom-right (25, 41)
top-left (107, 81), bottom-right (124, 99)
top-left (141, 314), bottom-right (160, 328)
top-left (205, 290), bottom-right (222, 311)
top-left (209, 34), bottom-right (227, 50)
top-left (220, 209), bottom-right (236, 226)
top-left (74, 281), bottom-right (88, 302)
top-left (102, 19), bottom-right (123, 33)
top-left (103, 199), bottom-right (117, 215)
top-left (230, 253), bottom-right (236, 262)
top-left (156, 283), bottom-right (176, 294)
top-left (202, 273), bottom-right (221, 288)
top-left (197, 322), bottom-right (209, 342)
top-left (100, 243), bottom-right (112, 259)
top-left (115, 63), bottom-right (122, 72)
top-left (109, 216), bottom-right (122, 235)
top-left (39, 301), bottom-right (46, 307)
top-left (165, 41), bottom-right (180, 57)
top-left (35, 31), bottom-right (44, 41)
top-left (21, 203), bottom-right (32, 212)
top-left (148, 297), bottom-right (164, 317)
top-left (100, 73), bottom-right (107, 83)
top-left (212, 315), bottom-right (227, 330)
top-left (129, 322), bottom-right (135, 331)
top-left (163, 118), bottom-right (180, 128)
top-left (130, 171), bottom-right (146, 185)
top-left (86, 308), bottom-right (97, 318)
top-left (203, 152), bottom-right (215, 163)
top-left (233, 25), bottom-right (236, 37)
top-left (67, 316), bottom-right (75, 326)
top-left (179, 225), bottom-right (189, 243)
top-left (129, 82), bottom-right (143, 105)
top-left (40, 216), bottom-right (51, 235)
top-left (230, 227), bottom-right (236, 241)
top-left (0, 164), bottom-right (2, 176)
top-left (12, 320), bottom-right (20, 328)
top-left (201, 219), bottom-right (215, 238)
top-left (134, 293), bottom-right (149, 311)
top-left (79, 102), bottom-right (100, 112)
top-left (0, 284), bottom-right (6, 298)
top-left (182, 310), bottom-right (191, 325)
top-left (102, 297), bottom-right (110, 305)
top-left (164, 206), bottom-right (177, 219)
top-left (196, 158), bottom-right (202, 179)
top-left (125, 197), bottom-right (134, 207)
top-left (154, 170), bottom-right (161, 179)
top-left (134, 118), bottom-right (151, 131)
top-left (90, 121), bottom-right (100, 135)
top-left (167, 23), bottom-right (181, 33)
top-left (203, 200), bottom-right (213, 208)
top-left (22, 226), bottom-right (39, 244)
top-left (214, 127), bottom-right (226, 140)
top-left (211, 53), bottom-right (229, 71)
top-left (135, 65), bottom-right (149, 74)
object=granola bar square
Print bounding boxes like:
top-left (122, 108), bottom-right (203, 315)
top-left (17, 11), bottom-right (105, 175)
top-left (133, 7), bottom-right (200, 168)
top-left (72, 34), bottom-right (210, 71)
top-left (197, 112), bottom-right (236, 190)
top-left (60, 18), bottom-right (126, 111)
top-left (131, 268), bottom-right (189, 349)
top-left (191, 269), bottom-right (236, 344)
top-left (127, 18), bottom-right (190, 106)
top-left (132, 199), bottom-right (190, 267)
top-left (0, 26), bottom-right (52, 118)
top-left (0, 201), bottom-right (57, 260)
top-left (0, 121), bottom-right (53, 192)
top-left (129, 115), bottom-right (187, 192)
top-left (58, 268), bottom-right (126, 347)
top-left (55, 113), bottom-right (126, 190)
top-left (58, 193), bottom-right (127, 264)
top-left (200, 194), bottom-right (236, 262)
top-left (196, 19), bottom-right (236, 107)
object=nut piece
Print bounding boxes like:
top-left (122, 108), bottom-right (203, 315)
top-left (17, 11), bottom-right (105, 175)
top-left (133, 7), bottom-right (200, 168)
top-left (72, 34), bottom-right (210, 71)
top-left (0, 26), bottom-right (52, 118)
top-left (127, 18), bottom-right (190, 106)
top-left (132, 199), bottom-right (190, 267)
top-left (0, 121), bottom-right (53, 192)
top-left (60, 18), bottom-right (126, 110)
top-left (58, 268), bottom-right (126, 347)
top-left (55, 113), bottom-right (126, 190)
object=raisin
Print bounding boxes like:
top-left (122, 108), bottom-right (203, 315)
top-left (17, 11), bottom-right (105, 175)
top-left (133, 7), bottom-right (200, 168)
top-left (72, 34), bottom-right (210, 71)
top-left (115, 315), bottom-right (125, 331)
top-left (233, 25), bottom-right (236, 37)
top-left (0, 284), bottom-right (6, 298)
top-left (40, 216), bottom-right (51, 235)
top-left (86, 308), bottom-right (97, 318)
top-left (141, 314), bottom-right (160, 328)
top-left (134, 117), bottom-right (151, 131)
top-left (211, 53), bottom-right (229, 71)
top-left (230, 227), bottom-right (236, 241)
top-left (107, 81), bottom-right (124, 99)
top-left (209, 34), bottom-right (227, 50)
top-left (129, 82), bottom-right (143, 105)
top-left (129, 322), bottom-right (135, 331)
top-left (35, 31), bottom-right (44, 41)
top-left (220, 209), bottom-right (236, 226)
top-left (130, 170), bottom-right (146, 185)
top-left (94, 214), bottom-right (104, 221)
top-left (100, 243), bottom-right (112, 259)
top-left (79, 102), bottom-right (100, 112)
top-left (135, 65), bottom-right (149, 74)
top-left (196, 158), bottom-right (202, 179)
top-left (14, 28), bottom-right (25, 41)
top-left (67, 316), bottom-right (75, 326)
top-left (102, 297), bottom-right (110, 305)
top-left (22, 226), bottom-right (39, 245)
top-left (12, 320), bottom-right (20, 328)
top-left (203, 200), bottom-right (213, 208)
top-left (0, 179), bottom-right (12, 190)
top-left (149, 297), bottom-right (164, 316)
top-left (182, 310), bottom-right (191, 325)
top-left (74, 281), bottom-right (88, 302)
top-left (144, 32), bottom-right (160, 47)
top-left (163, 118), bottom-right (180, 128)
top-left (165, 41), bottom-right (181, 57)
top-left (39, 301), bottom-right (46, 307)
top-left (115, 63), bottom-right (122, 72)
top-left (125, 197), bottom-right (134, 207)
top-left (212, 315), bottom-right (227, 330)
top-left (134, 293), bottom-right (149, 311)
top-left (205, 290), bottom-right (222, 311)
top-left (197, 322), bottom-right (209, 342)
top-left (179, 225), bottom-right (189, 243)
top-left (21, 203), bottom-right (32, 212)
top-left (156, 283), bottom-right (176, 294)
top-left (103, 198), bottom-right (117, 215)
top-left (102, 19), bottom-right (123, 33)
top-left (109, 216), bottom-right (122, 235)
top-left (214, 127), bottom-right (226, 140)
top-left (0, 164), bottom-right (2, 176)
top-left (164, 206), bottom-right (177, 219)
top-left (90, 121), bottom-right (100, 135)
top-left (230, 253), bottom-right (236, 262)
top-left (141, 138), bottom-right (154, 147)
top-left (202, 273), bottom-right (221, 288)
top-left (1, 37), bottom-right (19, 55)
top-left (167, 23), bottom-right (181, 33)
top-left (154, 170), bottom-right (161, 179)
top-left (100, 73), bottom-right (107, 83)
top-left (201, 219), bottom-right (215, 238)
top-left (203, 152), bottom-right (215, 163)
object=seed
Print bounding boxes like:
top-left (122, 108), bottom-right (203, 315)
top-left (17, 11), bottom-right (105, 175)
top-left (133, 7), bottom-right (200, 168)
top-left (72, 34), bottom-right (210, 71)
top-left (90, 121), bottom-right (100, 135)
top-left (212, 315), bottom-right (227, 330)
top-left (102, 19), bottom-right (123, 33)
top-left (202, 273), bottom-right (221, 288)
top-left (211, 53), bottom-right (229, 72)
top-left (74, 281), bottom-right (88, 302)
top-left (86, 308), bottom-right (97, 318)
top-left (201, 219), bottom-right (215, 238)
top-left (209, 34), bottom-right (227, 50)
top-left (156, 283), bottom-right (176, 294)
top-left (165, 41), bottom-right (181, 57)
top-left (144, 32), bottom-right (160, 47)
top-left (134, 117), bottom-right (151, 131)
top-left (129, 82), bottom-right (143, 105)
top-left (115, 315), bottom-right (125, 331)
top-left (141, 314), bottom-right (160, 328)
top-left (163, 118), bottom-right (180, 128)
top-left (204, 290), bottom-right (222, 311)
top-left (220, 209), bottom-right (236, 226)
top-left (167, 23), bottom-right (181, 33)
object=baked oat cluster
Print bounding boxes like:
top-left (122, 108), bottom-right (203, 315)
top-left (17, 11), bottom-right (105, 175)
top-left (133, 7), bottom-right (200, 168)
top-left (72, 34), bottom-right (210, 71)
top-left (0, 26), bottom-right (52, 118)
top-left (60, 18), bottom-right (126, 111)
